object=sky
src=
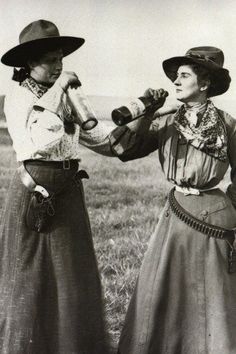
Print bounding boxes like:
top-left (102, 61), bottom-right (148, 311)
top-left (1, 0), bottom-right (236, 115)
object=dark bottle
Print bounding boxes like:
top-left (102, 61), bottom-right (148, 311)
top-left (111, 96), bottom-right (166, 126)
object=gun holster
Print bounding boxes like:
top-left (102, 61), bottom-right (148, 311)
top-left (18, 164), bottom-right (55, 233)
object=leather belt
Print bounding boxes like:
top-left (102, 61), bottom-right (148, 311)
top-left (168, 187), bottom-right (236, 243)
top-left (24, 159), bottom-right (79, 170)
top-left (18, 161), bottom-right (89, 199)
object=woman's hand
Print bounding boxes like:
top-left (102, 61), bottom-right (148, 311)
top-left (144, 88), bottom-right (169, 119)
top-left (57, 71), bottom-right (81, 92)
top-left (144, 88), bottom-right (168, 100)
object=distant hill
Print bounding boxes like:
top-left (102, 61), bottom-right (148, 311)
top-left (89, 95), bottom-right (132, 121)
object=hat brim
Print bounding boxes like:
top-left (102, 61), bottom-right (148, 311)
top-left (162, 56), bottom-right (231, 97)
top-left (1, 36), bottom-right (85, 67)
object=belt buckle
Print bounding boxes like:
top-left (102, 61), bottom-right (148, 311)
top-left (63, 160), bottom-right (70, 170)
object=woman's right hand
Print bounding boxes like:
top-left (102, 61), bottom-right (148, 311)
top-left (143, 88), bottom-right (169, 119)
top-left (57, 71), bottom-right (81, 92)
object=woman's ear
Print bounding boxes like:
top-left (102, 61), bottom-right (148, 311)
top-left (27, 60), bottom-right (36, 70)
top-left (200, 80), bottom-right (211, 92)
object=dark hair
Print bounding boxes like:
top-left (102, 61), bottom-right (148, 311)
top-left (12, 45), bottom-right (62, 83)
top-left (190, 64), bottom-right (212, 95)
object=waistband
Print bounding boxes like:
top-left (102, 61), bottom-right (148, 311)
top-left (168, 187), bottom-right (236, 243)
top-left (24, 159), bottom-right (79, 170)
top-left (175, 185), bottom-right (217, 196)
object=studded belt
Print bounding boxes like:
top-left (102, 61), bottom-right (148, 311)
top-left (168, 187), bottom-right (236, 243)
top-left (168, 187), bottom-right (236, 273)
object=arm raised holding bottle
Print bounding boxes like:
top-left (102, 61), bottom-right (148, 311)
top-left (109, 88), bottom-right (179, 161)
top-left (111, 88), bottom-right (170, 126)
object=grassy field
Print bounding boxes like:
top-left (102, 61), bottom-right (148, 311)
top-left (0, 143), bottom-right (231, 351)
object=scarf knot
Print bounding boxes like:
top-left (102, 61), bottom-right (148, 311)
top-left (174, 100), bottom-right (227, 161)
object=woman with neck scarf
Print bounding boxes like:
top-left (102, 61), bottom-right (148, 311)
top-left (0, 19), bottom-right (122, 354)
top-left (111, 47), bottom-right (236, 354)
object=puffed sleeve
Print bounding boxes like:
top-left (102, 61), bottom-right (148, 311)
top-left (225, 111), bottom-right (236, 208)
top-left (5, 82), bottom-right (66, 154)
top-left (28, 82), bottom-right (66, 150)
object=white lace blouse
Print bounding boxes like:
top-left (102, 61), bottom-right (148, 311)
top-left (4, 81), bottom-right (114, 161)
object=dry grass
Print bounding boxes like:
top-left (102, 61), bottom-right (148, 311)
top-left (81, 151), bottom-right (170, 341)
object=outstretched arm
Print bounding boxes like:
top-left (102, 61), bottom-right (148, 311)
top-left (79, 88), bottom-right (177, 159)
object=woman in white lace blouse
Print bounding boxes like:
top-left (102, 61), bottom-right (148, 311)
top-left (0, 18), bottom-right (168, 353)
top-left (0, 19), bottom-right (117, 354)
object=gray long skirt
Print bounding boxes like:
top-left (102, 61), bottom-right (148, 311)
top-left (0, 164), bottom-right (109, 354)
top-left (118, 188), bottom-right (236, 354)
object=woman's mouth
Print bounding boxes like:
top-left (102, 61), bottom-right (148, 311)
top-left (52, 72), bottom-right (61, 78)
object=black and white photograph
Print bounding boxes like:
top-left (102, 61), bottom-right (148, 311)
top-left (0, 1), bottom-right (236, 353)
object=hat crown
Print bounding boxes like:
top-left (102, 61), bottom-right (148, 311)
top-left (185, 46), bottom-right (224, 67)
top-left (19, 20), bottom-right (60, 44)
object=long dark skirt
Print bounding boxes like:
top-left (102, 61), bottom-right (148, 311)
top-left (118, 188), bottom-right (236, 354)
top-left (0, 164), bottom-right (109, 354)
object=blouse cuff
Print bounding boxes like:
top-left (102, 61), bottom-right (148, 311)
top-left (109, 126), bottom-right (137, 156)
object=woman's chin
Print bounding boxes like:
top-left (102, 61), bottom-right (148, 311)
top-left (176, 96), bottom-right (186, 103)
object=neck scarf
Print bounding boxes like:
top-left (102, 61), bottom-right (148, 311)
top-left (21, 77), bottom-right (50, 98)
top-left (21, 77), bottom-right (75, 134)
top-left (183, 102), bottom-right (207, 126)
top-left (174, 100), bottom-right (227, 161)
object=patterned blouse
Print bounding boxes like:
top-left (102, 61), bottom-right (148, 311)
top-left (4, 80), bottom-right (114, 161)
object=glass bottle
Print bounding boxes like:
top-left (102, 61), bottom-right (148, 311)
top-left (67, 87), bottom-right (98, 130)
top-left (111, 96), bottom-right (165, 126)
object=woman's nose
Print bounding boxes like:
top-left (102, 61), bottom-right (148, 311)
top-left (56, 59), bottom-right (63, 70)
top-left (174, 76), bottom-right (180, 85)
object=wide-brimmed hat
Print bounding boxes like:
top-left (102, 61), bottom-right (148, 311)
top-left (1, 19), bottom-right (85, 67)
top-left (162, 46), bottom-right (231, 97)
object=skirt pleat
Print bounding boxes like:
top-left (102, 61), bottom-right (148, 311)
top-left (0, 165), bottom-right (109, 354)
top-left (118, 189), bottom-right (236, 354)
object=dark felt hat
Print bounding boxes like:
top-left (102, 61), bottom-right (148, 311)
top-left (162, 46), bottom-right (231, 97)
top-left (1, 19), bottom-right (85, 67)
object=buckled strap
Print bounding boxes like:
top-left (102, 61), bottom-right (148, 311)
top-left (17, 164), bottom-right (49, 198)
top-left (24, 159), bottom-right (79, 170)
top-left (168, 188), bottom-right (236, 243)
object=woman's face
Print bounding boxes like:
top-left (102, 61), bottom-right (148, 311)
top-left (28, 48), bottom-right (63, 85)
top-left (174, 65), bottom-right (207, 103)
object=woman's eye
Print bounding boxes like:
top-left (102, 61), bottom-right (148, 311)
top-left (182, 74), bottom-right (191, 78)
